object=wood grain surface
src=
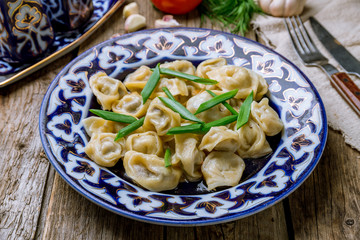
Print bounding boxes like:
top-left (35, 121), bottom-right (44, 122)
top-left (0, 1), bottom-right (359, 239)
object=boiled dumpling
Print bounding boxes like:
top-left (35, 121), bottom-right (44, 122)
top-left (206, 66), bottom-right (268, 101)
top-left (174, 133), bottom-right (205, 182)
top-left (201, 151), bottom-right (245, 190)
top-left (248, 70), bottom-right (268, 101)
top-left (251, 98), bottom-right (283, 136)
top-left (123, 65), bottom-right (152, 92)
top-left (186, 82), bottom-right (203, 97)
top-left (195, 58), bottom-right (227, 79)
top-left (199, 126), bottom-right (240, 152)
top-left (143, 97), bottom-right (181, 136)
top-left (235, 119), bottom-right (272, 158)
top-left (157, 77), bottom-right (188, 97)
top-left (84, 133), bottom-right (125, 167)
top-left (195, 58), bottom-right (227, 91)
top-left (82, 117), bottom-right (127, 137)
top-left (89, 72), bottom-right (128, 110)
top-left (186, 91), bottom-right (230, 123)
top-left (112, 92), bottom-right (150, 118)
top-left (160, 60), bottom-right (196, 75)
top-left (125, 131), bottom-right (163, 156)
top-left (229, 98), bottom-right (243, 112)
top-left (160, 60), bottom-right (198, 96)
top-left (123, 151), bottom-right (182, 191)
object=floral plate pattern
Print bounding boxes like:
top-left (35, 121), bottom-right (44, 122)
top-left (0, 0), bottom-right (125, 87)
top-left (39, 28), bottom-right (327, 226)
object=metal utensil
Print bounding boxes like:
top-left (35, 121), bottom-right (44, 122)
top-left (310, 17), bottom-right (360, 78)
top-left (284, 16), bottom-right (360, 116)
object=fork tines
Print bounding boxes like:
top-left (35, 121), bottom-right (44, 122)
top-left (285, 16), bottom-right (318, 55)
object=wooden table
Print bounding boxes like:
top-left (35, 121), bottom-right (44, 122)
top-left (1, 1), bottom-right (359, 239)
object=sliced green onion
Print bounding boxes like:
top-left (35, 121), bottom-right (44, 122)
top-left (167, 123), bottom-right (204, 135)
top-left (206, 90), bottom-right (238, 115)
top-left (89, 109), bottom-right (137, 124)
top-left (159, 97), bottom-right (203, 123)
top-left (202, 114), bottom-right (238, 131)
top-left (164, 148), bottom-right (172, 167)
top-left (141, 63), bottom-right (160, 104)
top-left (162, 87), bottom-right (176, 101)
top-left (114, 117), bottom-right (145, 141)
top-left (195, 89), bottom-right (238, 114)
top-left (158, 68), bottom-right (218, 85)
top-left (236, 91), bottom-right (253, 129)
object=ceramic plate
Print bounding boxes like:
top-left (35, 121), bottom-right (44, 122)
top-left (39, 28), bottom-right (327, 226)
top-left (0, 0), bottom-right (125, 87)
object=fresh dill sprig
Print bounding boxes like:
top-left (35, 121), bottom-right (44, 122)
top-left (198, 0), bottom-right (263, 35)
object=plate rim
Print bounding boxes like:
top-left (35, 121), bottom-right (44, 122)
top-left (39, 27), bottom-right (328, 226)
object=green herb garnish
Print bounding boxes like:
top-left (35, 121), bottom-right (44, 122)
top-left (158, 68), bottom-right (218, 85)
top-left (167, 115), bottom-right (238, 135)
top-left (164, 148), bottom-right (172, 167)
top-left (89, 109), bottom-right (137, 124)
top-left (198, 0), bottom-right (263, 35)
top-left (202, 114), bottom-right (237, 131)
top-left (114, 117), bottom-right (145, 141)
top-left (141, 63), bottom-right (160, 104)
top-left (206, 90), bottom-right (238, 115)
top-left (167, 123), bottom-right (204, 135)
top-left (236, 91), bottom-right (253, 129)
top-left (162, 87), bottom-right (176, 101)
top-left (159, 97), bottom-right (203, 123)
top-left (195, 89), bottom-right (238, 114)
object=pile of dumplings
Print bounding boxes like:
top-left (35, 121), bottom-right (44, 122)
top-left (83, 58), bottom-right (283, 192)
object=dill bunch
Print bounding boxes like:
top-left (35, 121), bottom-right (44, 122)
top-left (198, 0), bottom-right (263, 35)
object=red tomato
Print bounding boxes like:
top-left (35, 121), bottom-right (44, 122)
top-left (151, 0), bottom-right (202, 15)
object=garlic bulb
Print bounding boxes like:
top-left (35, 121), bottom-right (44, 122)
top-left (258, 0), bottom-right (306, 17)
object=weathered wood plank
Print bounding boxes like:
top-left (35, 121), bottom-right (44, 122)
top-left (0, 53), bottom-right (74, 239)
top-left (194, 202), bottom-right (288, 240)
top-left (289, 129), bottom-right (360, 240)
top-left (42, 173), bottom-right (164, 240)
top-left (34, 166), bottom-right (56, 240)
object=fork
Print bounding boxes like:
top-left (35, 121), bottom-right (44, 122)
top-left (285, 16), bottom-right (360, 116)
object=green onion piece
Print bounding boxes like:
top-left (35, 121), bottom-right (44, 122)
top-left (162, 87), bottom-right (176, 101)
top-left (167, 123), bottom-right (204, 135)
top-left (159, 68), bottom-right (218, 85)
top-left (206, 90), bottom-right (238, 115)
top-left (114, 117), bottom-right (145, 141)
top-left (141, 63), bottom-right (160, 104)
top-left (195, 89), bottom-right (238, 115)
top-left (202, 114), bottom-right (238, 131)
top-left (159, 97), bottom-right (203, 123)
top-left (89, 109), bottom-right (137, 124)
top-left (236, 91), bottom-right (253, 129)
top-left (164, 148), bottom-right (172, 167)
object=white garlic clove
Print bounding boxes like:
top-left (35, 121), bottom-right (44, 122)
top-left (123, 2), bottom-right (139, 19)
top-left (124, 14), bottom-right (146, 32)
top-left (155, 15), bottom-right (181, 28)
top-left (258, 0), bottom-right (306, 17)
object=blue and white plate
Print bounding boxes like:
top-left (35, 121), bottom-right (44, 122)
top-left (39, 28), bottom-right (327, 226)
top-left (0, 0), bottom-right (125, 87)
